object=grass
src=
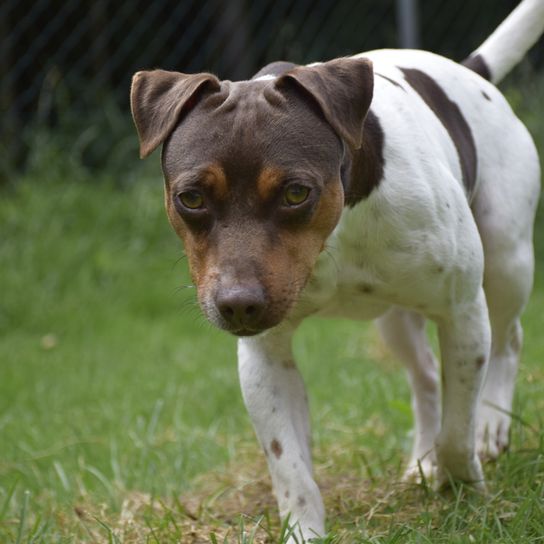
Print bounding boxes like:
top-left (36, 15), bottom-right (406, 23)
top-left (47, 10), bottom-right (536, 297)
top-left (0, 74), bottom-right (543, 542)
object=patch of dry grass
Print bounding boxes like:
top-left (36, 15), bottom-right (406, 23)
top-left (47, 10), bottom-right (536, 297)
top-left (24, 430), bottom-right (541, 544)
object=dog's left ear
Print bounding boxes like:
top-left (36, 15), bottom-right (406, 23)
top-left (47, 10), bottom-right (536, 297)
top-left (275, 57), bottom-right (374, 150)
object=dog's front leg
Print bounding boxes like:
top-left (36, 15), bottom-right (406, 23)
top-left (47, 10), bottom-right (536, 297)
top-left (238, 328), bottom-right (325, 542)
top-left (435, 287), bottom-right (491, 491)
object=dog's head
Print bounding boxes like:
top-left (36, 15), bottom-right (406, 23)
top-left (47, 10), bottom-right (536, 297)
top-left (130, 58), bottom-right (374, 336)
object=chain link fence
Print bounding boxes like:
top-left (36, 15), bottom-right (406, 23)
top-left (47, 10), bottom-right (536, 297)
top-left (1, 0), bottom-right (542, 180)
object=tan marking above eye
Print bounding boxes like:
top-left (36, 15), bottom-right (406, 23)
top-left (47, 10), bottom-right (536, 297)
top-left (257, 166), bottom-right (284, 200)
top-left (203, 164), bottom-right (229, 199)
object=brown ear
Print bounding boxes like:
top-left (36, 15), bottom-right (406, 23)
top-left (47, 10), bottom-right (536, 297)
top-left (276, 57), bottom-right (374, 149)
top-left (130, 69), bottom-right (221, 158)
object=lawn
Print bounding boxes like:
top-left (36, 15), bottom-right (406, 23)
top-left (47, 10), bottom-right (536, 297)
top-left (0, 77), bottom-right (543, 542)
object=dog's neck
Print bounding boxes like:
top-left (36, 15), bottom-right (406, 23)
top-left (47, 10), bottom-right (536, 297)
top-left (342, 110), bottom-right (385, 207)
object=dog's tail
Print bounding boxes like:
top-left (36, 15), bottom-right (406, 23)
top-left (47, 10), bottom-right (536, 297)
top-left (462, 0), bottom-right (544, 84)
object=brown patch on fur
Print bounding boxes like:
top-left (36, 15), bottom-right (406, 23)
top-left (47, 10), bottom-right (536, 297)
top-left (375, 72), bottom-right (406, 91)
top-left (282, 359), bottom-right (295, 369)
top-left (400, 67), bottom-right (477, 197)
top-left (345, 110), bottom-right (385, 206)
top-left (476, 356), bottom-right (486, 369)
top-left (270, 439), bottom-right (283, 459)
top-left (461, 54), bottom-right (491, 81)
top-left (257, 166), bottom-right (283, 201)
top-left (297, 496), bottom-right (306, 507)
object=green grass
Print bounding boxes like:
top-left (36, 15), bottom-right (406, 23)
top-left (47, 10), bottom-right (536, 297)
top-left (1, 77), bottom-right (543, 542)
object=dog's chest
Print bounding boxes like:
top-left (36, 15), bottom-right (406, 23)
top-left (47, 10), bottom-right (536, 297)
top-left (299, 194), bottom-right (462, 320)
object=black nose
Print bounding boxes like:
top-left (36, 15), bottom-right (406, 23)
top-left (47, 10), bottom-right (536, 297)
top-left (216, 287), bottom-right (266, 331)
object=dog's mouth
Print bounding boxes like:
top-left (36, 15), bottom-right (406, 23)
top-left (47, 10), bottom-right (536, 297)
top-left (210, 319), bottom-right (276, 338)
top-left (215, 310), bottom-right (283, 337)
top-left (229, 327), bottom-right (264, 337)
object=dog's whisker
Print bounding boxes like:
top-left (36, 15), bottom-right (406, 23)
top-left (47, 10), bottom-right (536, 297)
top-left (174, 284), bottom-right (195, 293)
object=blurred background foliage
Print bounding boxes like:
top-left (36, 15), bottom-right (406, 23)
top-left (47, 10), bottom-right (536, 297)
top-left (1, 0), bottom-right (543, 184)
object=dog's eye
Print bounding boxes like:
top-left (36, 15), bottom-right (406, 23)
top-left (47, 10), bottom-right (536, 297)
top-left (178, 190), bottom-right (204, 210)
top-left (284, 184), bottom-right (310, 206)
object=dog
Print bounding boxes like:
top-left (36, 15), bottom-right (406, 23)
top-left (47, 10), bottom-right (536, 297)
top-left (130, 0), bottom-right (544, 540)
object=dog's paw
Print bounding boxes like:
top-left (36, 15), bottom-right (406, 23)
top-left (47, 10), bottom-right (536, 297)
top-left (403, 455), bottom-right (436, 485)
top-left (435, 445), bottom-right (486, 492)
top-left (403, 462), bottom-right (436, 485)
top-left (476, 406), bottom-right (510, 461)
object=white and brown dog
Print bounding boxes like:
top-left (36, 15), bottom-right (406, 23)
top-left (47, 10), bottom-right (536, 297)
top-left (131, 0), bottom-right (544, 540)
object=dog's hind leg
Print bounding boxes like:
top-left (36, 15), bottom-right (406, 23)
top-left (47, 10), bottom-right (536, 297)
top-left (471, 118), bottom-right (540, 460)
top-left (376, 308), bottom-right (441, 481)
top-left (238, 327), bottom-right (325, 542)
top-left (475, 229), bottom-right (534, 460)
top-left (471, 195), bottom-right (538, 459)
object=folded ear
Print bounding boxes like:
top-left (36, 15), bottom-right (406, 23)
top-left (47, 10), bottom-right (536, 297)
top-left (130, 69), bottom-right (221, 158)
top-left (275, 57), bottom-right (374, 150)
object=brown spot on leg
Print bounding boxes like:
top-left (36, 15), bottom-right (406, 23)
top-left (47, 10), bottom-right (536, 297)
top-left (271, 439), bottom-right (283, 459)
top-left (282, 359), bottom-right (295, 369)
top-left (476, 356), bottom-right (486, 369)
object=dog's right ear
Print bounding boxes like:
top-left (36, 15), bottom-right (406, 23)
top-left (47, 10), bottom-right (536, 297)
top-left (130, 70), bottom-right (221, 159)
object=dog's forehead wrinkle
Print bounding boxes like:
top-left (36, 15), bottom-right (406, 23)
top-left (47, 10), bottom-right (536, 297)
top-left (164, 82), bottom-right (343, 185)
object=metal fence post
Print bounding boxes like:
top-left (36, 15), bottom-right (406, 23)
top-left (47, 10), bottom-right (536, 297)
top-left (396, 0), bottom-right (420, 49)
